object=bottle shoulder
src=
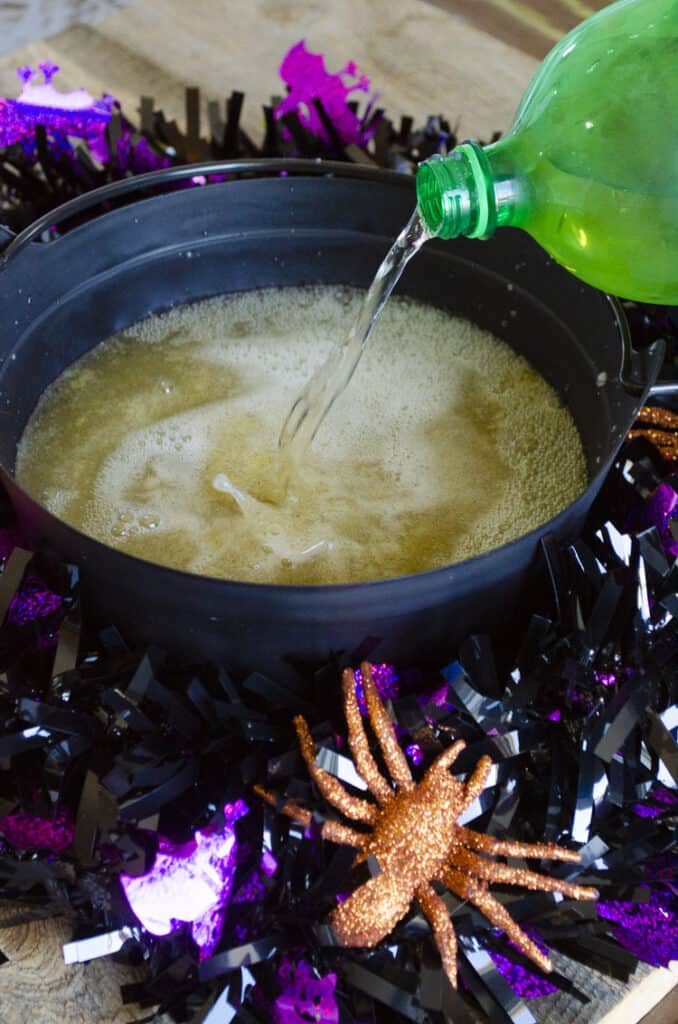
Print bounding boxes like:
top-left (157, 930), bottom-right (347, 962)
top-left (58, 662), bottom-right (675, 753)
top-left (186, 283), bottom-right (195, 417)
top-left (512, 0), bottom-right (677, 185)
top-left (504, 1), bottom-right (678, 195)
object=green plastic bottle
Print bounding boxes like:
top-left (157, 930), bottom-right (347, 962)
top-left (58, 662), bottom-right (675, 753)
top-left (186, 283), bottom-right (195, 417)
top-left (415, 0), bottom-right (678, 304)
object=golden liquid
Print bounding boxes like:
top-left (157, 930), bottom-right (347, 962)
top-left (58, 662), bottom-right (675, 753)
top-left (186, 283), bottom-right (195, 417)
top-left (16, 286), bottom-right (587, 585)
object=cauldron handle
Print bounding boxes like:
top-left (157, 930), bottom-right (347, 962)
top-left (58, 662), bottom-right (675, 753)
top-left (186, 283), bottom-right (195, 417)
top-left (647, 379), bottom-right (678, 398)
top-left (618, 302), bottom-right (678, 399)
top-left (0, 158), bottom-right (407, 269)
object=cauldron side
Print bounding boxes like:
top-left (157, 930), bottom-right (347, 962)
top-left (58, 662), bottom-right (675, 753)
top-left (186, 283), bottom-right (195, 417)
top-left (0, 162), bottom-right (664, 679)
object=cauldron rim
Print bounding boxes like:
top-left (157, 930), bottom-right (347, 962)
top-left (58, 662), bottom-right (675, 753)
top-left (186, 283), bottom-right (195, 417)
top-left (0, 159), bottom-right (661, 672)
top-left (0, 162), bottom-right (636, 593)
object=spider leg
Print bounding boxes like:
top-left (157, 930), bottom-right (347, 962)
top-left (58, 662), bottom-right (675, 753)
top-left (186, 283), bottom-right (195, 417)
top-left (462, 755), bottom-right (493, 808)
top-left (360, 662), bottom-right (414, 792)
top-left (416, 882), bottom-right (458, 988)
top-left (456, 828), bottom-right (582, 863)
top-left (294, 716), bottom-right (376, 824)
top-left (254, 785), bottom-right (366, 849)
top-left (330, 870), bottom-right (411, 948)
top-left (448, 847), bottom-right (599, 901)
top-left (342, 669), bottom-right (392, 805)
top-left (423, 739), bottom-right (466, 783)
top-left (442, 865), bottom-right (553, 974)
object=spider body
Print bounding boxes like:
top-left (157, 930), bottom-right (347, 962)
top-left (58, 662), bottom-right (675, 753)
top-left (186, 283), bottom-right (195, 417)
top-left (257, 662), bottom-right (598, 986)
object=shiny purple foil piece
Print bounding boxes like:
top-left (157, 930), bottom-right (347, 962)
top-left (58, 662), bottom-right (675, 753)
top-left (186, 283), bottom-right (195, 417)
top-left (353, 662), bottom-right (399, 715)
top-left (626, 482), bottom-right (678, 561)
top-left (0, 810), bottom-right (74, 852)
top-left (8, 575), bottom-right (62, 626)
top-left (405, 742), bottom-right (424, 766)
top-left (0, 529), bottom-right (62, 646)
top-left (487, 927), bottom-right (558, 999)
top-left (598, 887), bottom-right (678, 968)
top-left (633, 786), bottom-right (678, 819)
top-left (274, 959), bottom-right (339, 1024)
top-left (275, 40), bottom-right (377, 148)
top-left (120, 800), bottom-right (247, 958)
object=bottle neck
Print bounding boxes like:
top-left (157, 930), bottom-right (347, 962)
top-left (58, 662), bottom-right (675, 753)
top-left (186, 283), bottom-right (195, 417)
top-left (416, 140), bottom-right (522, 241)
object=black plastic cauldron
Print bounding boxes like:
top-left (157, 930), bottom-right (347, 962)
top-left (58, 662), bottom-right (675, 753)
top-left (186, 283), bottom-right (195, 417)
top-left (0, 160), bottom-right (670, 680)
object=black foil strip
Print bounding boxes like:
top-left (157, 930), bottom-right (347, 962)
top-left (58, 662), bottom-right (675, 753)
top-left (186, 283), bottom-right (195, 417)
top-left (0, 548), bottom-right (33, 623)
top-left (118, 759), bottom-right (198, 821)
top-left (645, 708), bottom-right (678, 784)
top-left (243, 672), bottom-right (316, 717)
top-left (585, 575), bottom-right (624, 656)
top-left (17, 698), bottom-right (98, 739)
top-left (198, 938), bottom-right (276, 981)
top-left (341, 962), bottom-right (426, 1023)
top-left (637, 528), bottom-right (670, 580)
top-left (457, 944), bottom-right (535, 1024)
top-left (0, 726), bottom-right (50, 757)
top-left (594, 678), bottom-right (653, 763)
top-left (486, 774), bottom-right (521, 835)
top-left (51, 609), bottom-right (81, 679)
top-left (443, 662), bottom-right (512, 730)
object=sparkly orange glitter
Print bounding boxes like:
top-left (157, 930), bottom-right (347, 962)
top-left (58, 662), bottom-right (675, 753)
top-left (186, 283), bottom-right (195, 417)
top-left (256, 663), bottom-right (598, 987)
top-left (630, 405), bottom-right (678, 462)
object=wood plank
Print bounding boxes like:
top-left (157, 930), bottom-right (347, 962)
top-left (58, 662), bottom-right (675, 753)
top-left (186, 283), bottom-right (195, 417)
top-left (0, 1), bottom-right (135, 58)
top-left (425, 0), bottom-right (609, 58)
top-left (599, 962), bottom-right (678, 1024)
top-left (0, 0), bottom-right (539, 143)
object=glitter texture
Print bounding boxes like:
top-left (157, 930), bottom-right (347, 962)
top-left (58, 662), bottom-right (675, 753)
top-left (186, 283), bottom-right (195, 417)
top-left (488, 927), bottom-right (559, 998)
top-left (8, 575), bottom-right (62, 625)
top-left (274, 960), bottom-right (339, 1024)
top-left (353, 662), bottom-right (399, 716)
top-left (275, 41), bottom-right (377, 148)
top-left (120, 800), bottom-right (247, 958)
top-left (625, 480), bottom-right (678, 560)
top-left (631, 406), bottom-right (678, 463)
top-left (598, 887), bottom-right (678, 968)
top-left (0, 810), bottom-right (73, 852)
top-left (257, 663), bottom-right (597, 988)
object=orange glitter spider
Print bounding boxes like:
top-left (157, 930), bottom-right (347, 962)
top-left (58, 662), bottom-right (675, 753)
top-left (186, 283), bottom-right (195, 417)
top-left (629, 404), bottom-right (678, 462)
top-left (256, 662), bottom-right (598, 987)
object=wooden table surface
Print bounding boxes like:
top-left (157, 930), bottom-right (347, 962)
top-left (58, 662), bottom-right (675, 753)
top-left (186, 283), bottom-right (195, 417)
top-left (0, 2), bottom-right (675, 1022)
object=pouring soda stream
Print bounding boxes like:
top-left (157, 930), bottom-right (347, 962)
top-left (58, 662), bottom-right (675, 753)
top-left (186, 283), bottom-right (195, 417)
top-left (276, 209), bottom-right (429, 480)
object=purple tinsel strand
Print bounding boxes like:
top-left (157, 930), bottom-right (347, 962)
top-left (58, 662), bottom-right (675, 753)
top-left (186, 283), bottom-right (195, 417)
top-left (7, 575), bottom-right (62, 626)
top-left (487, 927), bottom-right (558, 999)
top-left (598, 887), bottom-right (678, 968)
top-left (353, 662), bottom-right (399, 715)
top-left (632, 786), bottom-right (678, 819)
top-left (0, 528), bottom-right (62, 627)
top-left (0, 810), bottom-right (74, 852)
top-left (625, 482), bottom-right (678, 561)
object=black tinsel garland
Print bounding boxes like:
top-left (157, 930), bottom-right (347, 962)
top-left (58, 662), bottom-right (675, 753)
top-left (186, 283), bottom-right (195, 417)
top-left (0, 438), bottom-right (676, 1024)
top-left (0, 78), bottom-right (676, 1024)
